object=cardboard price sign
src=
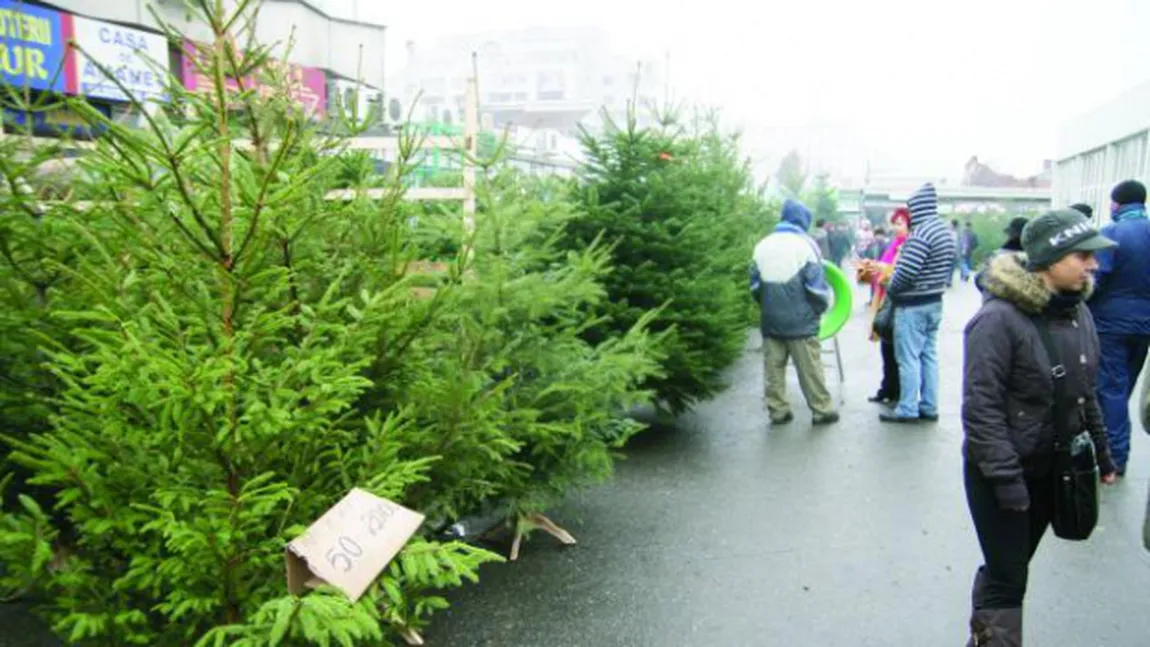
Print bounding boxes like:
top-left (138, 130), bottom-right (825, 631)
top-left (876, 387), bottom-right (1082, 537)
top-left (286, 488), bottom-right (425, 602)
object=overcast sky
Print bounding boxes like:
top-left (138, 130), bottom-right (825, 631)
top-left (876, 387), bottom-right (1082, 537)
top-left (359, 0), bottom-right (1150, 179)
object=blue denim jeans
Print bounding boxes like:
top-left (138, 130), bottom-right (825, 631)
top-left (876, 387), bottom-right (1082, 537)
top-left (959, 257), bottom-right (973, 282)
top-left (894, 301), bottom-right (943, 418)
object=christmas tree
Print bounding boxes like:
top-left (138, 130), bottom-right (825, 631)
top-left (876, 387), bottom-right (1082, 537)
top-left (567, 109), bottom-right (769, 414)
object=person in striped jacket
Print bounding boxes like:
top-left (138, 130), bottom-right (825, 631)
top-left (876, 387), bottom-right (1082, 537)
top-left (880, 183), bottom-right (958, 423)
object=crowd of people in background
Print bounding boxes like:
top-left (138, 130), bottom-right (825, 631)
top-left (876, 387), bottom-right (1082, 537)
top-left (749, 179), bottom-right (1150, 646)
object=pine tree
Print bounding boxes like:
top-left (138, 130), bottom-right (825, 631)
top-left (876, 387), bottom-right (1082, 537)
top-left (451, 169), bottom-right (663, 554)
top-left (566, 110), bottom-right (766, 413)
top-left (804, 172), bottom-right (840, 224)
top-left (775, 149), bottom-right (807, 197)
top-left (0, 2), bottom-right (500, 643)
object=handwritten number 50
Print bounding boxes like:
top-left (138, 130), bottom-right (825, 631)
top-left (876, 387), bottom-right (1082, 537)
top-left (326, 536), bottom-right (364, 573)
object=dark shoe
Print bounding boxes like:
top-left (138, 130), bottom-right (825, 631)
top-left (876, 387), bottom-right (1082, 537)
top-left (967, 608), bottom-right (1022, 647)
top-left (812, 412), bottom-right (840, 426)
top-left (879, 412), bottom-right (921, 424)
top-left (867, 392), bottom-right (895, 404)
top-left (919, 412), bottom-right (939, 422)
top-left (771, 412), bottom-right (794, 426)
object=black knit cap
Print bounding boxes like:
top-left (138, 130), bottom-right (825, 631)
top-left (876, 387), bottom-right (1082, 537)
top-left (1004, 217), bottom-right (1029, 239)
top-left (1111, 180), bottom-right (1147, 206)
top-left (1022, 209), bottom-right (1115, 270)
top-left (1068, 203), bottom-right (1093, 219)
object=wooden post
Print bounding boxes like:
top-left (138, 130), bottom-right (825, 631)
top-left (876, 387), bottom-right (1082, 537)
top-left (463, 75), bottom-right (478, 233)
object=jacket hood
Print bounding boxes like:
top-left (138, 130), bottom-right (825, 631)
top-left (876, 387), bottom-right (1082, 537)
top-left (780, 198), bottom-right (812, 231)
top-left (907, 183), bottom-right (938, 228)
top-left (981, 251), bottom-right (1093, 314)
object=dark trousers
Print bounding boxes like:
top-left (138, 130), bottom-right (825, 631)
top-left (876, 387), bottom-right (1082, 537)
top-left (964, 462), bottom-right (1055, 609)
top-left (879, 337), bottom-right (900, 398)
top-left (1096, 333), bottom-right (1150, 472)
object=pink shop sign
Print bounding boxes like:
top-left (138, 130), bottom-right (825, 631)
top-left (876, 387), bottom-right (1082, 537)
top-left (180, 39), bottom-right (326, 116)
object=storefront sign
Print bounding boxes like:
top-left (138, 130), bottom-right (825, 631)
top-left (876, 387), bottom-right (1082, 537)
top-left (0, 0), bottom-right (69, 93)
top-left (181, 39), bottom-right (325, 116)
top-left (3, 102), bottom-right (110, 137)
top-left (71, 16), bottom-right (169, 102)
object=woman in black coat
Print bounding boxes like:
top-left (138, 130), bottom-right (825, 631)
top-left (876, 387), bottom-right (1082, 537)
top-left (962, 210), bottom-right (1118, 646)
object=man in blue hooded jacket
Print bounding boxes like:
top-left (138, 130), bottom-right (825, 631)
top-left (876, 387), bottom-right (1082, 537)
top-left (1089, 179), bottom-right (1150, 476)
top-left (750, 199), bottom-right (840, 426)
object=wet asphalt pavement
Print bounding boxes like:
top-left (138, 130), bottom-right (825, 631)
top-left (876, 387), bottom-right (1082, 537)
top-left (5, 280), bottom-right (1150, 646)
top-left (424, 280), bottom-right (1150, 646)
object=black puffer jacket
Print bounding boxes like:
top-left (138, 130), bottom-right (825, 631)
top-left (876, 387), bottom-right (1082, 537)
top-left (963, 253), bottom-right (1116, 509)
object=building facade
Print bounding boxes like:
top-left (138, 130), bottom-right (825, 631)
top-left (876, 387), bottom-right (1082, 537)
top-left (1053, 78), bottom-right (1150, 221)
top-left (390, 26), bottom-right (666, 135)
top-left (44, 0), bottom-right (387, 91)
top-left (1, 0), bottom-right (391, 136)
top-left (838, 179), bottom-right (1050, 224)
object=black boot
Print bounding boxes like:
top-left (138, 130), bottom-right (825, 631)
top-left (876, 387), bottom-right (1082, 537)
top-left (966, 608), bottom-right (1022, 647)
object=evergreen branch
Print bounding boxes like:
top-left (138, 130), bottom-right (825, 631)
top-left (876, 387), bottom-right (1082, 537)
top-left (218, 11), bottom-right (269, 163)
top-left (234, 119), bottom-right (297, 266)
top-left (97, 132), bottom-right (150, 186)
top-left (220, 0), bottom-right (261, 43)
top-left (160, 194), bottom-right (226, 263)
top-left (0, 230), bottom-right (39, 288)
top-left (207, 30), bottom-right (236, 272)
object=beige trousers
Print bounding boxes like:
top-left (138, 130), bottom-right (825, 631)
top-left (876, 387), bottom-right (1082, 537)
top-left (763, 336), bottom-right (835, 419)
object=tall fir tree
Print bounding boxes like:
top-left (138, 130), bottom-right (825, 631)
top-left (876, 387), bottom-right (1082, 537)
top-left (775, 149), bottom-right (807, 197)
top-left (804, 172), bottom-right (840, 224)
top-left (566, 109), bottom-right (766, 414)
top-left (0, 2), bottom-right (500, 643)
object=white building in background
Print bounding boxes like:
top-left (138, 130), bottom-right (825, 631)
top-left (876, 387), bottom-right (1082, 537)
top-left (45, 0), bottom-right (388, 91)
top-left (500, 125), bottom-right (583, 177)
top-left (389, 26), bottom-right (666, 135)
top-left (1053, 78), bottom-right (1150, 221)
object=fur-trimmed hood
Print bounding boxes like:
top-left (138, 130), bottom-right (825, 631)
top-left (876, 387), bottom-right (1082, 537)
top-left (980, 251), bottom-right (1093, 314)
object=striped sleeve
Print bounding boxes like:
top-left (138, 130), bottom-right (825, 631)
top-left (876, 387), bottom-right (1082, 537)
top-left (887, 236), bottom-right (928, 296)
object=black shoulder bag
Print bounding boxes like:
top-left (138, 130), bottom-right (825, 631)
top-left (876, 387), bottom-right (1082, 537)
top-left (872, 298), bottom-right (895, 339)
top-left (1032, 316), bottom-right (1100, 541)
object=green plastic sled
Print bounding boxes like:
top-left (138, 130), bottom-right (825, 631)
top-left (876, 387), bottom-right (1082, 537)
top-left (819, 261), bottom-right (854, 341)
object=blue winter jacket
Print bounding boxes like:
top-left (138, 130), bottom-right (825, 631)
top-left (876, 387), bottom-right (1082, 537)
top-left (1089, 204), bottom-right (1150, 335)
top-left (749, 199), bottom-right (831, 339)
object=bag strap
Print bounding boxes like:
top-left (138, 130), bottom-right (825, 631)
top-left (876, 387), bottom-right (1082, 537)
top-left (1031, 315), bottom-right (1073, 449)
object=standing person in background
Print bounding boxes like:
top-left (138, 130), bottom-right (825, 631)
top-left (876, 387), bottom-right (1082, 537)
top-left (855, 222), bottom-right (875, 262)
top-left (960, 221), bottom-right (980, 283)
top-left (962, 209), bottom-right (1118, 646)
top-left (880, 184), bottom-right (957, 423)
top-left (1069, 203), bottom-right (1094, 221)
top-left (974, 217), bottom-right (1028, 292)
top-left (1088, 180), bottom-right (1150, 478)
top-left (999, 217), bottom-right (1027, 252)
top-left (1142, 374), bottom-right (1150, 551)
top-left (812, 219), bottom-right (832, 260)
top-left (829, 223), bottom-right (850, 268)
top-left (872, 227), bottom-right (892, 263)
top-left (844, 223), bottom-right (858, 265)
top-left (859, 208), bottom-right (911, 404)
top-left (750, 199), bottom-right (840, 427)
top-left (948, 219), bottom-right (962, 287)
